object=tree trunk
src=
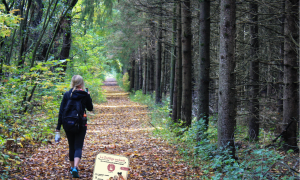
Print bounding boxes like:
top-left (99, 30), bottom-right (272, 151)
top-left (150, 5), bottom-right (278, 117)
top-left (163, 46), bottom-right (168, 97)
top-left (169, 1), bottom-right (177, 110)
top-left (155, 1), bottom-right (163, 104)
top-left (149, 22), bottom-right (156, 93)
top-left (181, 0), bottom-right (192, 127)
top-left (139, 47), bottom-right (143, 90)
top-left (248, 2), bottom-right (260, 141)
top-left (134, 56), bottom-right (139, 91)
top-left (130, 58), bottom-right (135, 92)
top-left (18, 0), bottom-right (32, 67)
top-left (147, 40), bottom-right (151, 93)
top-left (7, 30), bottom-right (17, 65)
top-left (161, 43), bottom-right (165, 99)
top-left (57, 0), bottom-right (78, 70)
top-left (217, 0), bottom-right (237, 158)
top-left (197, 0), bottom-right (210, 131)
top-left (59, 12), bottom-right (72, 71)
top-left (282, 0), bottom-right (298, 151)
top-left (278, 2), bottom-right (285, 114)
top-left (176, 1), bottom-right (182, 121)
top-left (172, 58), bottom-right (178, 122)
top-left (31, 0), bottom-right (60, 68)
top-left (143, 43), bottom-right (147, 94)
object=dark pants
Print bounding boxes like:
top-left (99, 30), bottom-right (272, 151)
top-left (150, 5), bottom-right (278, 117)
top-left (65, 126), bottom-right (87, 161)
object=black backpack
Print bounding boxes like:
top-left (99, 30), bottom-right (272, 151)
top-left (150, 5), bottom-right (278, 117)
top-left (62, 91), bottom-right (85, 133)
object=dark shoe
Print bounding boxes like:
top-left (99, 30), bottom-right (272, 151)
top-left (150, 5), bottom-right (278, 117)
top-left (71, 167), bottom-right (79, 178)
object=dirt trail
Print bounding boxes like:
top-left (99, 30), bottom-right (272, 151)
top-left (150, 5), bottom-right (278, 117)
top-left (13, 80), bottom-right (197, 179)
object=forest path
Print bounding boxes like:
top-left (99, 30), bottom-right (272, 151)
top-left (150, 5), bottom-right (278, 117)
top-left (17, 80), bottom-right (200, 179)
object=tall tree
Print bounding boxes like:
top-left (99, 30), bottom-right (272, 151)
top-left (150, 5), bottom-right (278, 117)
top-left (197, 0), bottom-right (210, 131)
top-left (248, 2), bottom-right (259, 141)
top-left (278, 1), bottom-right (285, 114)
top-left (282, 0), bottom-right (298, 151)
top-left (149, 21), bottom-right (156, 93)
top-left (172, 0), bottom-right (182, 122)
top-left (169, 1), bottom-right (177, 110)
top-left (143, 43), bottom-right (147, 94)
top-left (130, 56), bottom-right (135, 91)
top-left (139, 47), bottom-right (143, 90)
top-left (181, 0), bottom-right (192, 127)
top-left (217, 0), bottom-right (237, 157)
top-left (155, 0), bottom-right (163, 104)
top-left (134, 56), bottom-right (139, 91)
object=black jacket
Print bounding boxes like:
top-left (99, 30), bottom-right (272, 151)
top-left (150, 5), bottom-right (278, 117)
top-left (56, 89), bottom-right (93, 130)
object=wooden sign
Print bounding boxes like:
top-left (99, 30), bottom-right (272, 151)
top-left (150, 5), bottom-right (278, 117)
top-left (93, 153), bottom-right (130, 180)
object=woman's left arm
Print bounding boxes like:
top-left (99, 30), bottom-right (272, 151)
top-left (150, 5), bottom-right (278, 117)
top-left (86, 94), bottom-right (93, 111)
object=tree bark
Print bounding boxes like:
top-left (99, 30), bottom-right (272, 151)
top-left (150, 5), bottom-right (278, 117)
top-left (143, 43), bottom-right (147, 94)
top-left (155, 1), bottom-right (163, 103)
top-left (139, 47), bottom-right (143, 90)
top-left (149, 22), bottom-right (156, 93)
top-left (181, 0), bottom-right (192, 127)
top-left (169, 1), bottom-right (177, 110)
top-left (278, 2), bottom-right (285, 114)
top-left (282, 0), bottom-right (298, 151)
top-left (147, 40), bottom-right (151, 93)
top-left (161, 42), bottom-right (165, 99)
top-left (176, 1), bottom-right (182, 121)
top-left (248, 2), bottom-right (260, 141)
top-left (57, 0), bottom-right (78, 71)
top-left (197, 0), bottom-right (210, 131)
top-left (59, 12), bottom-right (72, 71)
top-left (217, 0), bottom-right (237, 158)
top-left (134, 55), bottom-right (139, 91)
top-left (18, 0), bottom-right (32, 67)
top-left (130, 57), bottom-right (135, 92)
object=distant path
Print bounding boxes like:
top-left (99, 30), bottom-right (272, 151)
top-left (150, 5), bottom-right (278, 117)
top-left (14, 80), bottom-right (200, 179)
top-left (103, 77), bottom-right (118, 86)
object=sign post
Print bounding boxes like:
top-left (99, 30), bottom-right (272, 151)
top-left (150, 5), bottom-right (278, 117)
top-left (93, 153), bottom-right (130, 180)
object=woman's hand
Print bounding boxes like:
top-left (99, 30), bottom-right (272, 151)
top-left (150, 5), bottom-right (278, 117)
top-left (55, 129), bottom-right (60, 132)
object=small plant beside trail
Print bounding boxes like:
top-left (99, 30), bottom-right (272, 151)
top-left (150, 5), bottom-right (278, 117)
top-left (130, 90), bottom-right (300, 180)
top-left (116, 73), bottom-right (130, 92)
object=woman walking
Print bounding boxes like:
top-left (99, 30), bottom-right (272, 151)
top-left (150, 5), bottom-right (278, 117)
top-left (56, 75), bottom-right (93, 178)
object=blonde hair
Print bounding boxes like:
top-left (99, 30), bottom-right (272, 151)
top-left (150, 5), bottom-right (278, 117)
top-left (70, 75), bottom-right (85, 96)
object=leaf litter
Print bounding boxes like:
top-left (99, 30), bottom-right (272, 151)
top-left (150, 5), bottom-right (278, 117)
top-left (9, 82), bottom-right (200, 179)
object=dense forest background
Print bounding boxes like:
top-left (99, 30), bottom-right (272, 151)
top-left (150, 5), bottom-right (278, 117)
top-left (1, 0), bottom-right (300, 179)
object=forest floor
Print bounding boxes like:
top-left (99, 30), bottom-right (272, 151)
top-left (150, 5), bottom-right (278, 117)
top-left (10, 79), bottom-right (201, 179)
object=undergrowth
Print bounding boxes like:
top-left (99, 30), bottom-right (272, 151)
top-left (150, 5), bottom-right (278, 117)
top-left (0, 60), bottom-right (106, 179)
top-left (130, 90), bottom-right (300, 180)
top-left (116, 72), bottom-right (130, 92)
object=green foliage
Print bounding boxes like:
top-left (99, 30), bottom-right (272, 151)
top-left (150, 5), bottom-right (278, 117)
top-left (0, 60), bottom-right (68, 171)
top-left (130, 90), bottom-right (155, 107)
top-left (65, 61), bottom-right (106, 103)
top-left (116, 72), bottom-right (130, 92)
top-left (0, 5), bottom-right (21, 38)
top-left (68, 28), bottom-right (111, 103)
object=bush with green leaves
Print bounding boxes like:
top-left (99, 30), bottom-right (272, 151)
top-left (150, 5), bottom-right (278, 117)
top-left (0, 60), bottom-right (70, 173)
top-left (116, 72), bottom-right (130, 92)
